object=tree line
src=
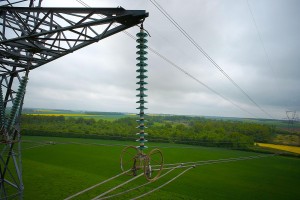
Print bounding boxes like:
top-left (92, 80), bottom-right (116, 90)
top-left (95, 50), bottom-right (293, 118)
top-left (20, 115), bottom-right (278, 148)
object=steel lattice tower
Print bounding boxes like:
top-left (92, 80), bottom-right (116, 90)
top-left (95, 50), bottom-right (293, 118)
top-left (0, 0), bottom-right (148, 199)
top-left (286, 110), bottom-right (297, 132)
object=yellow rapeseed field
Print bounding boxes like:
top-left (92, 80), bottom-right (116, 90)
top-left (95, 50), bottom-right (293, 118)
top-left (258, 143), bottom-right (300, 154)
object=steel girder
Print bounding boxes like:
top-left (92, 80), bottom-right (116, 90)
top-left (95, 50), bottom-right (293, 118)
top-left (0, 2), bottom-right (148, 199)
top-left (0, 6), bottom-right (148, 75)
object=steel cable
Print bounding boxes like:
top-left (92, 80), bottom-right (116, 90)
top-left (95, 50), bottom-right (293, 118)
top-left (91, 173), bottom-right (144, 200)
top-left (98, 165), bottom-right (182, 200)
top-left (64, 170), bottom-right (131, 200)
top-left (130, 166), bottom-right (194, 200)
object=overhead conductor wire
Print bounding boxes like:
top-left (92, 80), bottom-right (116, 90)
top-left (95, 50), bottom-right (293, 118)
top-left (246, 0), bottom-right (286, 116)
top-left (246, 0), bottom-right (274, 73)
top-left (130, 166), bottom-right (194, 200)
top-left (91, 173), bottom-right (144, 200)
top-left (64, 170), bottom-right (131, 200)
top-left (149, 0), bottom-right (274, 119)
top-left (98, 165), bottom-right (183, 200)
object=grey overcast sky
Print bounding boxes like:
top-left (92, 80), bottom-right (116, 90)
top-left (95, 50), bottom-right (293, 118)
top-left (21, 0), bottom-right (300, 119)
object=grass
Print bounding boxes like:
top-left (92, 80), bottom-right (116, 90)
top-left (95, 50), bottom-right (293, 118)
top-left (21, 136), bottom-right (300, 200)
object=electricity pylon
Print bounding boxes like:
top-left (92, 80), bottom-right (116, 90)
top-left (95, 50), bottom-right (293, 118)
top-left (0, 0), bottom-right (148, 199)
top-left (286, 110), bottom-right (296, 132)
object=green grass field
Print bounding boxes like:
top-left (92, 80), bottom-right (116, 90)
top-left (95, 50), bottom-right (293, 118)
top-left (21, 136), bottom-right (300, 200)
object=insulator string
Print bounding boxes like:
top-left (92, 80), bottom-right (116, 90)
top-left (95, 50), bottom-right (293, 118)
top-left (136, 28), bottom-right (149, 150)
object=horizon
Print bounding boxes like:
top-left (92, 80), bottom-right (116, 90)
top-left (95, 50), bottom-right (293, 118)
top-left (21, 107), bottom-right (292, 121)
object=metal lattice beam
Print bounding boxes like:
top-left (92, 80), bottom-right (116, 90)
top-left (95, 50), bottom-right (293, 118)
top-left (0, 6), bottom-right (148, 75)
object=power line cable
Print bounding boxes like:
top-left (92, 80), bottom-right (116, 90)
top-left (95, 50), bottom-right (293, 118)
top-left (148, 47), bottom-right (256, 117)
top-left (246, 0), bottom-right (285, 119)
top-left (76, 0), bottom-right (89, 8)
top-left (149, 0), bottom-right (273, 119)
top-left (74, 0), bottom-right (258, 118)
top-left (246, 0), bottom-right (274, 74)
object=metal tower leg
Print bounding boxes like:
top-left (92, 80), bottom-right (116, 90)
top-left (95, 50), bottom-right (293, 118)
top-left (0, 72), bottom-right (28, 199)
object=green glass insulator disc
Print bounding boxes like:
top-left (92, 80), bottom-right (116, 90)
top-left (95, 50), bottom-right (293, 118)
top-left (136, 88), bottom-right (148, 91)
top-left (137, 116), bottom-right (146, 119)
top-left (136, 106), bottom-right (148, 110)
top-left (136, 139), bottom-right (148, 142)
top-left (136, 32), bottom-right (148, 37)
top-left (136, 125), bottom-right (148, 129)
top-left (137, 65), bottom-right (146, 69)
top-left (136, 74), bottom-right (148, 79)
top-left (136, 132), bottom-right (148, 136)
top-left (136, 56), bottom-right (148, 61)
top-left (136, 100), bottom-right (148, 104)
top-left (136, 68), bottom-right (148, 73)
top-left (136, 50), bottom-right (148, 55)
top-left (136, 38), bottom-right (148, 43)
top-left (136, 119), bottom-right (148, 123)
top-left (136, 87), bottom-right (148, 91)
top-left (136, 81), bottom-right (148, 85)
top-left (136, 62), bottom-right (148, 67)
top-left (137, 114), bottom-right (147, 118)
top-left (137, 145), bottom-right (148, 150)
top-left (136, 94), bottom-right (148, 97)
top-left (136, 44), bottom-right (148, 49)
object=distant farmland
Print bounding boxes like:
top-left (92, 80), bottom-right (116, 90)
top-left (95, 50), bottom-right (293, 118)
top-left (22, 136), bottom-right (300, 200)
top-left (22, 108), bottom-right (132, 121)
